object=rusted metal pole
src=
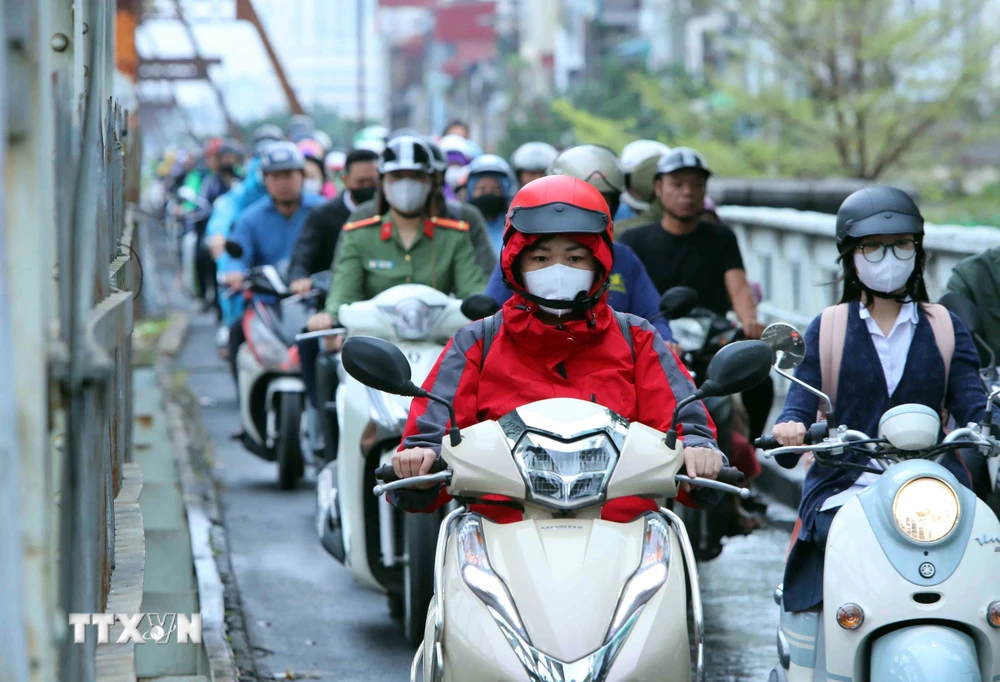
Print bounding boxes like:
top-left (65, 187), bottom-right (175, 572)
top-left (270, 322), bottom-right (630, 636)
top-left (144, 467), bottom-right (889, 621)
top-left (357, 0), bottom-right (366, 131)
top-left (171, 0), bottom-right (243, 139)
top-left (235, 0), bottom-right (305, 115)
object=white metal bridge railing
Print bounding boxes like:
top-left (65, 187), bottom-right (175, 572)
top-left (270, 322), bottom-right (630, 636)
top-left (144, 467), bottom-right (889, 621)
top-left (2, 1), bottom-right (138, 681)
top-left (720, 205), bottom-right (1000, 330)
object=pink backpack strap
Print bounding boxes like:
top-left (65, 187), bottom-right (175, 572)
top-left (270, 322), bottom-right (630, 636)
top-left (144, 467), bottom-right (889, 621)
top-left (923, 303), bottom-right (955, 412)
top-left (818, 303), bottom-right (850, 417)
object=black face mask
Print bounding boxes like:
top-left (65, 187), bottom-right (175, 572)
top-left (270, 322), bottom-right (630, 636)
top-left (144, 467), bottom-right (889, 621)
top-left (350, 186), bottom-right (377, 205)
top-left (218, 163), bottom-right (238, 177)
top-left (470, 193), bottom-right (509, 220)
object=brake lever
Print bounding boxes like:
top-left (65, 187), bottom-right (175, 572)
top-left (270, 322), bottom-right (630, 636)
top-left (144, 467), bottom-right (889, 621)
top-left (372, 470), bottom-right (452, 497)
top-left (676, 475), bottom-right (751, 499)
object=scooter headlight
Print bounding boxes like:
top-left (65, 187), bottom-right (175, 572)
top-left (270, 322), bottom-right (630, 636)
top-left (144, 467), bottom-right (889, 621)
top-left (512, 432), bottom-right (618, 511)
top-left (892, 477), bottom-right (960, 543)
top-left (378, 298), bottom-right (444, 341)
top-left (605, 515), bottom-right (670, 641)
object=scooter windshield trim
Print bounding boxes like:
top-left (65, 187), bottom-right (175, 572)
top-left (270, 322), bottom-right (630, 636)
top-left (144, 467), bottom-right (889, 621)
top-left (456, 514), bottom-right (640, 682)
top-left (499, 403), bottom-right (629, 451)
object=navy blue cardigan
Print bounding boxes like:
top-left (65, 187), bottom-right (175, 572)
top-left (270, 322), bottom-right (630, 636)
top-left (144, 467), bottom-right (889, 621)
top-left (776, 301), bottom-right (989, 611)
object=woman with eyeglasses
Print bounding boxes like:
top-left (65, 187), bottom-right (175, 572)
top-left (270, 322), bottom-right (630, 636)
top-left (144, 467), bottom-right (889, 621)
top-left (769, 186), bottom-right (991, 616)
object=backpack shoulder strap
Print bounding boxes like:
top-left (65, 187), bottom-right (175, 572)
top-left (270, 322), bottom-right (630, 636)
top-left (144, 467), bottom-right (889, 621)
top-left (614, 311), bottom-right (636, 362)
top-left (923, 303), bottom-right (955, 403)
top-left (819, 303), bottom-right (850, 412)
top-left (480, 312), bottom-right (501, 366)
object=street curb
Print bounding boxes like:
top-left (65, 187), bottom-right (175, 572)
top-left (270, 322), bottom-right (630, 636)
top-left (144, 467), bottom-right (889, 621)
top-left (158, 311), bottom-right (190, 359)
top-left (156, 312), bottom-right (253, 682)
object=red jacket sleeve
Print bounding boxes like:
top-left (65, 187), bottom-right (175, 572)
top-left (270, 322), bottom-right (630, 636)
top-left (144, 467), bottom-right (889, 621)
top-left (625, 314), bottom-right (723, 509)
top-left (388, 321), bottom-right (489, 512)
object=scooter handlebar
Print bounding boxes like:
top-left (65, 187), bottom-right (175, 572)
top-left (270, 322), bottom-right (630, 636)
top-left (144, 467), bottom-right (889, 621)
top-left (375, 457), bottom-right (447, 484)
top-left (755, 421), bottom-right (828, 450)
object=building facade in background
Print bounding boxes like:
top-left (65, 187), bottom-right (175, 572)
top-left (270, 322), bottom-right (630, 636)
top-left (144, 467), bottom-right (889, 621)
top-left (253, 0), bottom-right (383, 119)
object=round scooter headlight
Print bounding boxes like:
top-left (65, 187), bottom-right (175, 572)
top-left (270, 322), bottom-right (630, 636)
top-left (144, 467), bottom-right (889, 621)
top-left (892, 477), bottom-right (960, 543)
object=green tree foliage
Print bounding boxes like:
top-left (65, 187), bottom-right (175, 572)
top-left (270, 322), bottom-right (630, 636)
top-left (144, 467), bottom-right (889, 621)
top-left (503, 1), bottom-right (998, 180)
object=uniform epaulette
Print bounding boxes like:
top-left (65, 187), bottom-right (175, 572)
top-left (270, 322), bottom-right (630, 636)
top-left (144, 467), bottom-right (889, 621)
top-left (430, 216), bottom-right (469, 232)
top-left (343, 214), bottom-right (383, 232)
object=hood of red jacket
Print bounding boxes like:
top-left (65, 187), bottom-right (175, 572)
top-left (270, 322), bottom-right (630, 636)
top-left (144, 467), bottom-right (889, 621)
top-left (498, 229), bottom-right (617, 357)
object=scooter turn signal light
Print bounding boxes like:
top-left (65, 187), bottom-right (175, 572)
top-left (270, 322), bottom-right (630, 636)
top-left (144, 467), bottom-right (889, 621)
top-left (836, 603), bottom-right (864, 630)
top-left (989, 601), bottom-right (1000, 628)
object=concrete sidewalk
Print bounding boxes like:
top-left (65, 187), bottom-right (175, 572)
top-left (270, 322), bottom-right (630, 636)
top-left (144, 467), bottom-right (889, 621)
top-left (97, 321), bottom-right (238, 682)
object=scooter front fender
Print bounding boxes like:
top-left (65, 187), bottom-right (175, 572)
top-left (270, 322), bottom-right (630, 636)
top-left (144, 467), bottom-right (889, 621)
top-left (870, 625), bottom-right (981, 682)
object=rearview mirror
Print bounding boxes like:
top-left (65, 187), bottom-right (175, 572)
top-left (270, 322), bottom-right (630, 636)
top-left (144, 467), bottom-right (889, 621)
top-left (939, 291), bottom-right (981, 336)
top-left (341, 336), bottom-right (420, 396)
top-left (177, 186), bottom-right (198, 203)
top-left (761, 323), bottom-right (805, 370)
top-left (659, 286), bottom-right (698, 320)
top-left (225, 240), bottom-right (244, 259)
top-left (701, 340), bottom-right (774, 397)
top-left (460, 294), bottom-right (500, 321)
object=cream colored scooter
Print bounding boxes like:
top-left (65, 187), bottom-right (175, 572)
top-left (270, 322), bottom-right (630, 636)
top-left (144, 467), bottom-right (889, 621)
top-left (757, 323), bottom-right (1000, 682)
top-left (341, 334), bottom-right (776, 682)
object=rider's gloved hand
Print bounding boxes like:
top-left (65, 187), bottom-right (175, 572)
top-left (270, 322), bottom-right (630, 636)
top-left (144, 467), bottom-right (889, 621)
top-left (772, 421), bottom-right (806, 446)
top-left (307, 312), bottom-right (333, 331)
top-left (210, 234), bottom-right (227, 260)
top-left (290, 278), bottom-right (312, 296)
top-left (393, 447), bottom-right (439, 489)
top-left (224, 271), bottom-right (244, 292)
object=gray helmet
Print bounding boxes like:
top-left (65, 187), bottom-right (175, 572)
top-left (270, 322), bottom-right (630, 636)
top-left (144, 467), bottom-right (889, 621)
top-left (836, 186), bottom-right (924, 245)
top-left (620, 139), bottom-right (671, 173)
top-left (260, 141), bottom-right (305, 174)
top-left (467, 153), bottom-right (515, 181)
top-left (377, 136), bottom-right (435, 175)
top-left (510, 142), bottom-right (558, 173)
top-left (252, 124), bottom-right (286, 154)
top-left (655, 147), bottom-right (712, 177)
top-left (547, 144), bottom-right (624, 194)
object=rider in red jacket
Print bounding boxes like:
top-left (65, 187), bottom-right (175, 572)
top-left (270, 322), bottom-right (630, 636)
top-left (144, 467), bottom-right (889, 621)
top-left (391, 175), bottom-right (725, 521)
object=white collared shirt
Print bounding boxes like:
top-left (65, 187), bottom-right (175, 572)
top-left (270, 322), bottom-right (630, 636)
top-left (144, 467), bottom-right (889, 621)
top-left (820, 300), bottom-right (918, 512)
top-left (858, 299), bottom-right (919, 396)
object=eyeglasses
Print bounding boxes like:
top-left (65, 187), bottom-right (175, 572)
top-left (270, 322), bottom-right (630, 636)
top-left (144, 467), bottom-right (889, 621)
top-left (858, 238), bottom-right (917, 263)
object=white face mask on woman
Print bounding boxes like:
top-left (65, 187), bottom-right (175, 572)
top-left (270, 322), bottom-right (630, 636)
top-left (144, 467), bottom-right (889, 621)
top-left (854, 252), bottom-right (915, 294)
top-left (384, 178), bottom-right (431, 215)
top-left (303, 178), bottom-right (323, 195)
top-left (522, 264), bottom-right (595, 316)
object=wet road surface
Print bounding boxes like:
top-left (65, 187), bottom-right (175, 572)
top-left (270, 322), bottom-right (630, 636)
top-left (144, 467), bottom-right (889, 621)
top-left (176, 312), bottom-right (791, 681)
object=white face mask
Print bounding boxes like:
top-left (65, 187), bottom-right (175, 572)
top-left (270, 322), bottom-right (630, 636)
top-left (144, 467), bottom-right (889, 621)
top-left (854, 252), bottom-right (915, 294)
top-left (303, 178), bottom-right (323, 195)
top-left (384, 178), bottom-right (431, 214)
top-left (522, 264), bottom-right (595, 316)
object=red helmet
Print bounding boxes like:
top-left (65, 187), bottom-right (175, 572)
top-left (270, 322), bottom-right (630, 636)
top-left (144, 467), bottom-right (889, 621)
top-left (500, 175), bottom-right (615, 315)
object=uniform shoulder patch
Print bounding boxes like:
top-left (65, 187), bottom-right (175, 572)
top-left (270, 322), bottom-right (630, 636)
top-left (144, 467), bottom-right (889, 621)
top-left (430, 216), bottom-right (469, 232)
top-left (343, 214), bottom-right (383, 232)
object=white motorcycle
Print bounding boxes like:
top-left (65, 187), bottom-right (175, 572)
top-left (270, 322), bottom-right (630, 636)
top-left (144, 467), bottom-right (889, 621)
top-left (941, 291), bottom-right (1000, 510)
top-left (756, 322), bottom-right (1000, 682)
top-left (342, 334), bottom-right (775, 681)
top-left (312, 285), bottom-right (496, 645)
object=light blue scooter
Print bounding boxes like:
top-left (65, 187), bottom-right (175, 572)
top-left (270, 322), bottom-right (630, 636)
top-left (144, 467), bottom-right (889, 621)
top-left (758, 322), bottom-right (1000, 682)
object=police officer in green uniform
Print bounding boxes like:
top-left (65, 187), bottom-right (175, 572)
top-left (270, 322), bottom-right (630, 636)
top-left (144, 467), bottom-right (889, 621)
top-left (307, 135), bottom-right (485, 350)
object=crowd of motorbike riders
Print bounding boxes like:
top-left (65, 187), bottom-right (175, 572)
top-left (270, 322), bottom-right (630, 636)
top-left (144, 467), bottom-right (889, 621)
top-left (155, 114), bottom-right (1000, 677)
